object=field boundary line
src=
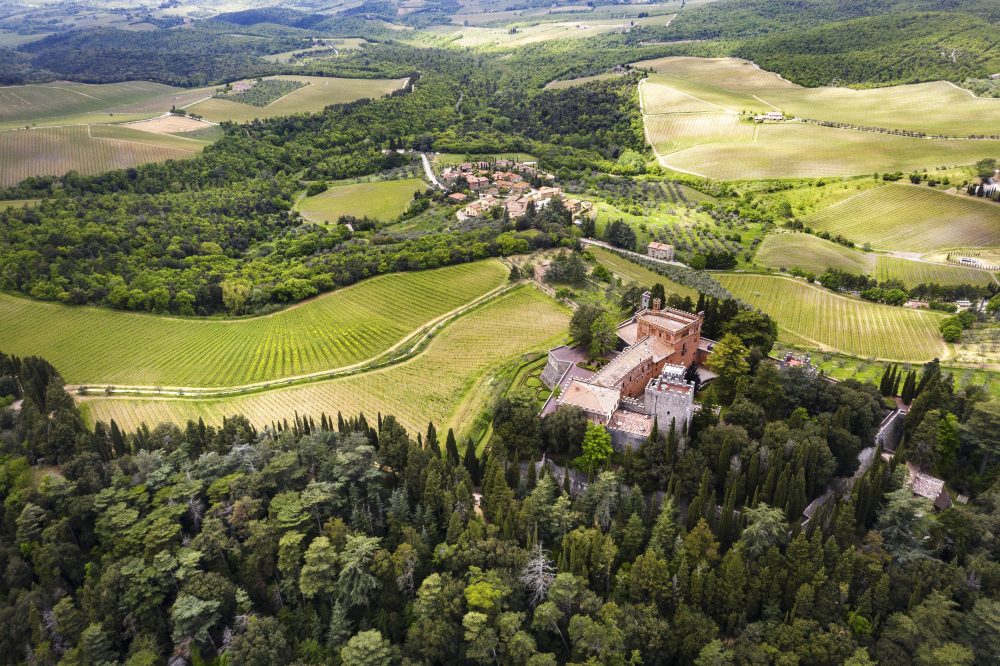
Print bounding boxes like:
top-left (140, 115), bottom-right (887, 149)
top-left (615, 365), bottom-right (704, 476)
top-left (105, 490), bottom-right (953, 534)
top-left (69, 279), bottom-right (521, 398)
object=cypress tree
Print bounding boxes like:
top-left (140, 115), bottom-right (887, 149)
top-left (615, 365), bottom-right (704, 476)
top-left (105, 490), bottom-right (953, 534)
top-left (426, 422), bottom-right (440, 457)
top-left (901, 371), bottom-right (917, 404)
top-left (462, 440), bottom-right (480, 485)
top-left (892, 368), bottom-right (903, 396)
top-left (879, 364), bottom-right (893, 395)
top-left (445, 429), bottom-right (460, 468)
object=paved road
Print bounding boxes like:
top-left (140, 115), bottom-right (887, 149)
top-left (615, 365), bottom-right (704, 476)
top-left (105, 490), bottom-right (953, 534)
top-left (420, 153), bottom-right (446, 190)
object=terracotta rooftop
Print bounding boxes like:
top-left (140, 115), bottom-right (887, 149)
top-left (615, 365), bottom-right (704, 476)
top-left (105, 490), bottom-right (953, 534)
top-left (591, 336), bottom-right (672, 389)
top-left (559, 379), bottom-right (620, 418)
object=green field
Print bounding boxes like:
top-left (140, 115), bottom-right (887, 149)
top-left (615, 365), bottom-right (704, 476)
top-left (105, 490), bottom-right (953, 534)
top-left (636, 56), bottom-right (1000, 136)
top-left (588, 246), bottom-right (698, 298)
top-left (754, 233), bottom-right (995, 287)
top-left (297, 178), bottom-right (428, 223)
top-left (0, 261), bottom-right (508, 387)
top-left (545, 72), bottom-right (623, 90)
top-left (186, 76), bottom-right (408, 123)
top-left (0, 125), bottom-right (208, 187)
top-left (804, 184), bottom-right (1000, 252)
top-left (79, 285), bottom-right (570, 436)
top-left (639, 57), bottom-right (1000, 178)
top-left (716, 273), bottom-right (947, 360)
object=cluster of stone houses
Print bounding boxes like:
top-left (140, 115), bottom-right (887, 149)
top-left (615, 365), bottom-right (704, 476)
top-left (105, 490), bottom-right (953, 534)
top-left (442, 160), bottom-right (593, 222)
top-left (541, 292), bottom-right (715, 450)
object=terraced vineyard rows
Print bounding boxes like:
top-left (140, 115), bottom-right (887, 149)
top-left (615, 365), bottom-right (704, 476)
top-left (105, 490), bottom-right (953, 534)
top-left (804, 184), bottom-right (1000, 252)
top-left (716, 274), bottom-right (947, 361)
top-left (0, 261), bottom-right (508, 387)
top-left (80, 286), bottom-right (570, 436)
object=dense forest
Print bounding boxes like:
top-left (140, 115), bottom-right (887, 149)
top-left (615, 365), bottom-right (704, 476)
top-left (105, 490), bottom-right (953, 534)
top-left (2, 336), bottom-right (1000, 664)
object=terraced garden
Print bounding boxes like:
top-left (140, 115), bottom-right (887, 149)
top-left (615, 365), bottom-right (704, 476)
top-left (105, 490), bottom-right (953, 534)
top-left (0, 261), bottom-right (509, 387)
top-left (804, 184), bottom-right (1000, 252)
top-left (716, 273), bottom-right (947, 361)
top-left (80, 285), bottom-right (570, 436)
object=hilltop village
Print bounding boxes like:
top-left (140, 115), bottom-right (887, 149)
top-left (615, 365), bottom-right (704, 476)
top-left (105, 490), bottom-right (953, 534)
top-left (440, 159), bottom-right (594, 222)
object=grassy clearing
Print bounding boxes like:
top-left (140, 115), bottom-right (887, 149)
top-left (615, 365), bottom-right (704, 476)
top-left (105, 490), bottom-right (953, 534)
top-left (415, 15), bottom-right (673, 49)
top-left (545, 72), bottom-right (624, 90)
top-left (588, 246), bottom-right (698, 298)
top-left (716, 273), bottom-right (946, 361)
top-left (804, 184), bottom-right (1000, 252)
top-left (0, 125), bottom-right (206, 187)
top-left (0, 261), bottom-right (508, 387)
top-left (755, 233), bottom-right (995, 286)
top-left (431, 152), bottom-right (538, 166)
top-left (186, 76), bottom-right (408, 123)
top-left (297, 178), bottom-right (427, 223)
top-left (79, 285), bottom-right (570, 437)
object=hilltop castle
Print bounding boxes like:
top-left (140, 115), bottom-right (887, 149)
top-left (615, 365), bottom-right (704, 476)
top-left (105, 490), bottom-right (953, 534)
top-left (541, 293), bottom-right (713, 449)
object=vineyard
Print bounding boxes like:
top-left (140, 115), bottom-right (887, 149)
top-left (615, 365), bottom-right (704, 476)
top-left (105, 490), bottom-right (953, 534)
top-left (655, 119), bottom-right (1000, 180)
top-left (0, 81), bottom-right (175, 128)
top-left (716, 273), bottom-right (948, 361)
top-left (79, 285), bottom-right (571, 437)
top-left (755, 233), bottom-right (995, 287)
top-left (0, 125), bottom-right (205, 187)
top-left (804, 184), bottom-right (1000, 252)
top-left (0, 261), bottom-right (509, 387)
top-left (637, 57), bottom-right (1000, 136)
top-left (754, 233), bottom-right (875, 275)
top-left (186, 76), bottom-right (408, 123)
top-left (639, 60), bottom-right (1000, 179)
top-left (297, 178), bottom-right (428, 223)
top-left (215, 79), bottom-right (306, 107)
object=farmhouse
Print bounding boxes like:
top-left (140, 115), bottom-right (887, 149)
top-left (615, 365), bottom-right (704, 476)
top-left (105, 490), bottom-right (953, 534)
top-left (541, 293), bottom-right (710, 449)
top-left (752, 111), bottom-right (785, 122)
top-left (646, 241), bottom-right (674, 261)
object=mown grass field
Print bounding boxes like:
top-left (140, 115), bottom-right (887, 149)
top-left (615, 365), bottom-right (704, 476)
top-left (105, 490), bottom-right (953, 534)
top-left (297, 178), bottom-right (428, 223)
top-left (79, 285), bottom-right (570, 436)
top-left (639, 57), bottom-right (1000, 178)
top-left (804, 184), bottom-right (1000, 252)
top-left (186, 76), bottom-right (408, 123)
top-left (0, 261), bottom-right (508, 387)
top-left (415, 15), bottom-right (673, 49)
top-left (716, 273), bottom-right (947, 361)
top-left (0, 125), bottom-right (208, 187)
top-left (636, 56), bottom-right (1000, 136)
top-left (588, 246), bottom-right (698, 299)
